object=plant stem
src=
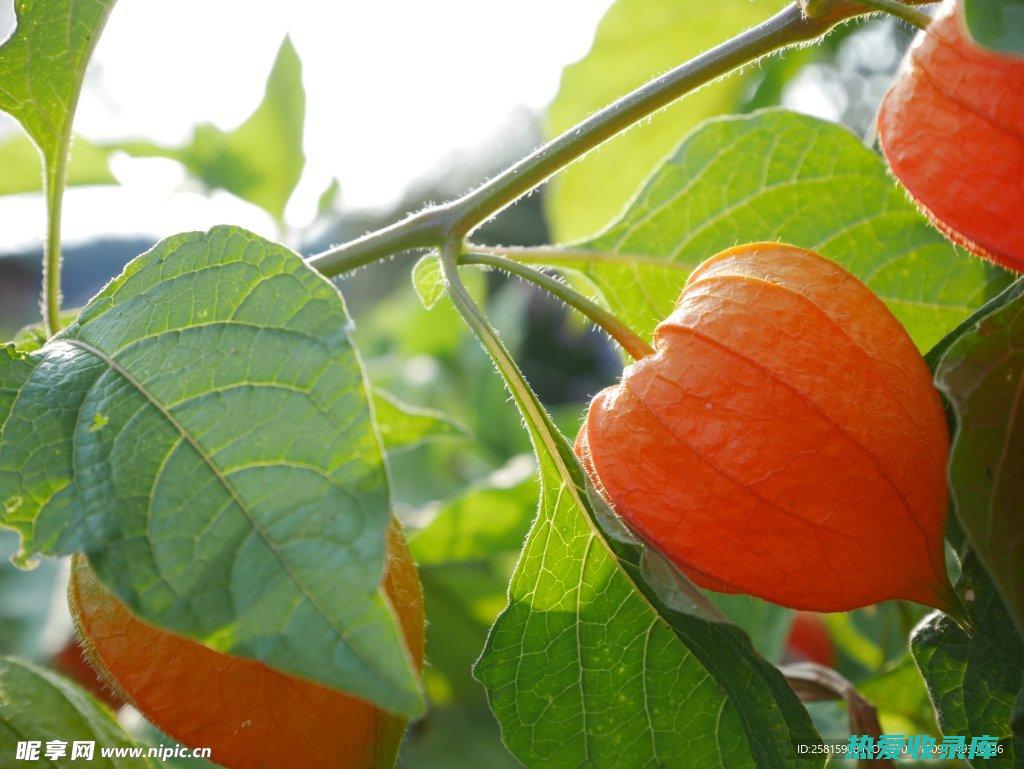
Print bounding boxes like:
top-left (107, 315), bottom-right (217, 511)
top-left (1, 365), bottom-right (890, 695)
top-left (308, 2), bottom-right (873, 279)
top-left (853, 0), bottom-right (933, 30)
top-left (460, 250), bottom-right (654, 360)
top-left (438, 238), bottom-right (561, 461)
top-left (465, 243), bottom-right (686, 270)
top-left (42, 170), bottom-right (64, 337)
top-left (310, 204), bottom-right (456, 277)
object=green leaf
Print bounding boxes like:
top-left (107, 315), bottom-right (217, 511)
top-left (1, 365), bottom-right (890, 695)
top-left (912, 554), bottom-right (1023, 767)
top-left (373, 389), bottom-right (469, 454)
top-left (411, 464), bottom-right (537, 695)
top-left (0, 226), bottom-right (423, 716)
top-left (0, 0), bottom-right (115, 200)
top-left (401, 469), bottom-right (538, 767)
top-left (463, 292), bottom-right (822, 768)
top-left (0, 656), bottom-right (155, 768)
top-left (315, 177), bottom-right (342, 221)
top-left (936, 277), bottom-right (1024, 636)
top-left (925, 277), bottom-right (1024, 370)
top-left (412, 252), bottom-right (445, 310)
top-left (964, 0), bottom-right (1024, 55)
top-left (538, 110), bottom-right (1007, 351)
top-left (544, 0), bottom-right (787, 241)
top-left (411, 464), bottom-right (537, 567)
top-left (859, 657), bottom-right (937, 734)
top-left (115, 37), bottom-right (305, 223)
top-left (0, 134), bottom-right (115, 197)
top-left (399, 702), bottom-right (523, 769)
top-left (12, 308), bottom-right (81, 353)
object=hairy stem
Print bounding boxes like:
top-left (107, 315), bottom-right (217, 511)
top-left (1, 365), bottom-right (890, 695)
top-left (853, 0), bottom-right (932, 30)
top-left (309, 204), bottom-right (454, 277)
top-left (465, 243), bottom-right (685, 270)
top-left (42, 168), bottom-right (65, 337)
top-left (460, 250), bottom-right (654, 360)
top-left (308, 2), bottom-right (874, 278)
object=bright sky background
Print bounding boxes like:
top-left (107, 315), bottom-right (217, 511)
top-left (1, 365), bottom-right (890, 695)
top-left (0, 0), bottom-right (615, 251)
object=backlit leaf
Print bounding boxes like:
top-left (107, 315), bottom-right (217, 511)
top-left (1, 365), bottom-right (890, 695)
top-left (533, 110), bottom-right (1006, 351)
top-left (411, 463), bottom-right (537, 568)
top-left (115, 37), bottom-right (304, 223)
top-left (403, 469), bottom-right (537, 767)
top-left (544, 0), bottom-right (787, 241)
top-left (0, 0), bottom-right (115, 198)
top-left (0, 226), bottom-right (423, 716)
top-left (412, 252), bottom-right (444, 310)
top-left (0, 134), bottom-right (114, 197)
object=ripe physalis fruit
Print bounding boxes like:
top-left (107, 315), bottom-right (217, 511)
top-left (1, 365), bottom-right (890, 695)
top-left (575, 243), bottom-right (956, 614)
top-left (70, 523), bottom-right (424, 769)
top-left (878, 0), bottom-right (1024, 271)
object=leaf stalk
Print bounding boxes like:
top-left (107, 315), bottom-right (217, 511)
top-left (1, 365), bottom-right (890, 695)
top-left (460, 250), bottom-right (654, 360)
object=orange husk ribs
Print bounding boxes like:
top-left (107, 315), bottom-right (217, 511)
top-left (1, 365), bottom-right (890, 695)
top-left (878, 0), bottom-right (1024, 271)
top-left (69, 523), bottom-right (424, 769)
top-left (575, 243), bottom-right (956, 613)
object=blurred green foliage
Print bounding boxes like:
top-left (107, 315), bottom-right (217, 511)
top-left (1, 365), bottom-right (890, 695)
top-left (113, 38), bottom-right (305, 225)
top-left (0, 135), bottom-right (115, 196)
top-left (964, 0), bottom-right (1024, 54)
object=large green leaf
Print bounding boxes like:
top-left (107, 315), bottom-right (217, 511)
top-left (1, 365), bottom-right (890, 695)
top-left (116, 37), bottom-right (304, 223)
top-left (964, 0), bottom-right (1024, 54)
top-left (0, 226), bottom-right (422, 716)
top-left (0, 0), bottom-right (115, 202)
top-left (544, 0), bottom-right (787, 241)
top-left (0, 656), bottom-right (154, 768)
top-left (912, 555), bottom-right (1023, 767)
top-left (936, 281), bottom-right (1024, 636)
top-left (459, 282), bottom-right (822, 769)
top-left (0, 134), bottom-right (114, 197)
top-left (534, 110), bottom-right (1005, 351)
